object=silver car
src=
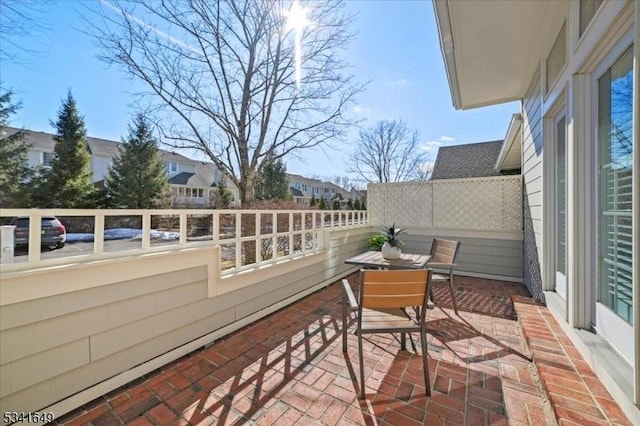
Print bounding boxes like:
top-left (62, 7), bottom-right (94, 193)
top-left (10, 216), bottom-right (67, 249)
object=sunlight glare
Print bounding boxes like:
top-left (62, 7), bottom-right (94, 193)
top-left (283, 1), bottom-right (310, 91)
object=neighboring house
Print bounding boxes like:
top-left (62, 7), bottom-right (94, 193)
top-left (434, 0), bottom-right (638, 419)
top-left (6, 127), bottom-right (239, 207)
top-left (287, 173), bottom-right (352, 207)
top-left (431, 139), bottom-right (521, 180)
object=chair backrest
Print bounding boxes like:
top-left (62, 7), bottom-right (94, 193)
top-left (359, 269), bottom-right (430, 309)
top-left (429, 238), bottom-right (460, 264)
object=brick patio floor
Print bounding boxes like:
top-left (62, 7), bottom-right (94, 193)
top-left (54, 274), bottom-right (632, 425)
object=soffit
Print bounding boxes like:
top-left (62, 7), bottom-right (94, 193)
top-left (438, 0), bottom-right (552, 109)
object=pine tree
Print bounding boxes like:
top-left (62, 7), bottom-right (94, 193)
top-left (347, 198), bottom-right (354, 210)
top-left (318, 197), bottom-right (327, 210)
top-left (332, 198), bottom-right (341, 210)
top-left (0, 91), bottom-right (33, 207)
top-left (353, 198), bottom-right (361, 210)
top-left (254, 153), bottom-right (289, 200)
top-left (106, 114), bottom-right (170, 208)
top-left (215, 176), bottom-right (233, 208)
top-left (310, 193), bottom-right (316, 206)
top-left (44, 91), bottom-right (95, 207)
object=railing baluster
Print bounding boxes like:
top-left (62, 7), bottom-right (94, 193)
top-left (235, 212), bottom-right (241, 268)
top-left (142, 214), bottom-right (151, 249)
top-left (179, 213), bottom-right (187, 245)
top-left (94, 214), bottom-right (105, 255)
top-left (28, 214), bottom-right (41, 263)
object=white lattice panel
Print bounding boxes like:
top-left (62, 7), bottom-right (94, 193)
top-left (368, 182), bottom-right (433, 227)
top-left (368, 176), bottom-right (522, 231)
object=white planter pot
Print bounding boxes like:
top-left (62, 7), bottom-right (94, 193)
top-left (381, 242), bottom-right (401, 260)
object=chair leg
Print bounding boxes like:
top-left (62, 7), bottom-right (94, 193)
top-left (449, 275), bottom-right (459, 315)
top-left (400, 332), bottom-right (406, 350)
top-left (358, 333), bottom-right (365, 399)
top-left (421, 330), bottom-right (431, 396)
top-left (342, 292), bottom-right (348, 353)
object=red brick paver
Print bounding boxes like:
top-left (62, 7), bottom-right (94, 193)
top-left (512, 296), bottom-right (633, 426)
top-left (53, 275), bottom-right (631, 425)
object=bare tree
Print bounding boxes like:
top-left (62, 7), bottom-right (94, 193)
top-left (415, 161), bottom-right (433, 181)
top-left (0, 0), bottom-right (50, 63)
top-left (89, 0), bottom-right (362, 206)
top-left (348, 120), bottom-right (426, 183)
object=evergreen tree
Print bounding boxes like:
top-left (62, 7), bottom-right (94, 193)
top-left (310, 193), bottom-right (316, 206)
top-left (332, 198), bottom-right (340, 210)
top-left (45, 91), bottom-right (95, 207)
top-left (0, 90), bottom-right (33, 207)
top-left (347, 198), bottom-right (354, 210)
top-left (360, 199), bottom-right (366, 210)
top-left (254, 153), bottom-right (289, 200)
top-left (318, 197), bottom-right (327, 210)
top-left (353, 198), bottom-right (361, 210)
top-left (106, 114), bottom-right (170, 208)
top-left (215, 176), bottom-right (233, 208)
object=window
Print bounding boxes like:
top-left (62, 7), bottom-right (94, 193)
top-left (42, 151), bottom-right (54, 167)
top-left (186, 188), bottom-right (192, 197)
top-left (579, 0), bottom-right (603, 38)
top-left (597, 45), bottom-right (633, 324)
top-left (166, 161), bottom-right (178, 173)
top-left (546, 22), bottom-right (566, 93)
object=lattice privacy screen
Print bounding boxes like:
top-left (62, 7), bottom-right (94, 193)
top-left (368, 176), bottom-right (522, 231)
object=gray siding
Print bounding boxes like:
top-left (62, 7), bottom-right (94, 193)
top-left (522, 65), bottom-right (544, 300)
top-left (402, 232), bottom-right (523, 280)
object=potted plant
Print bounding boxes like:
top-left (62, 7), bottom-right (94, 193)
top-left (380, 223), bottom-right (405, 259)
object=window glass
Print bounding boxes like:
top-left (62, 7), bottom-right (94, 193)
top-left (42, 151), bottom-right (54, 167)
top-left (579, 0), bottom-right (603, 38)
top-left (597, 46), bottom-right (634, 324)
top-left (546, 22), bottom-right (566, 93)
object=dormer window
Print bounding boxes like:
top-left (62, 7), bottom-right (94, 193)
top-left (166, 161), bottom-right (178, 173)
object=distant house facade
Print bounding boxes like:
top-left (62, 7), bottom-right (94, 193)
top-left (287, 173), bottom-right (353, 207)
top-left (6, 127), bottom-right (239, 207)
top-left (434, 0), bottom-right (638, 419)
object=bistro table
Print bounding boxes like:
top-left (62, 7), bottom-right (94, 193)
top-left (345, 251), bottom-right (431, 270)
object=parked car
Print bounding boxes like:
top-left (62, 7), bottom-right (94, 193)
top-left (10, 216), bottom-right (66, 249)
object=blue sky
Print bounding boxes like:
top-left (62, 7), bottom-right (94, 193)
top-left (2, 0), bottom-right (518, 180)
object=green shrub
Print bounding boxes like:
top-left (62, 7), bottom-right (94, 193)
top-left (368, 234), bottom-right (387, 251)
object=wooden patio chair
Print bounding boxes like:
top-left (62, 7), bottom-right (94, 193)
top-left (428, 238), bottom-right (461, 315)
top-left (341, 269), bottom-right (432, 398)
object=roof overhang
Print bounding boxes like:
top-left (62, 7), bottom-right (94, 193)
top-left (495, 113), bottom-right (522, 172)
top-left (433, 0), bottom-right (552, 110)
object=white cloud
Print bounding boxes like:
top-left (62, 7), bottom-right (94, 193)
top-left (439, 135), bottom-right (455, 142)
top-left (388, 78), bottom-right (409, 87)
top-left (352, 104), bottom-right (372, 114)
top-left (421, 141), bottom-right (442, 153)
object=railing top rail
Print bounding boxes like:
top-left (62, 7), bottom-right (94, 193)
top-left (0, 208), bottom-right (367, 217)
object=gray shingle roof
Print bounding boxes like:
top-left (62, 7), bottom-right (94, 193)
top-left (431, 140), bottom-right (504, 180)
top-left (290, 187), bottom-right (304, 197)
top-left (168, 172), bottom-right (195, 185)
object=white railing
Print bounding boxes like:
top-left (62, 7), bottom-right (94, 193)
top-left (368, 175), bottom-right (522, 231)
top-left (0, 208), bottom-right (369, 271)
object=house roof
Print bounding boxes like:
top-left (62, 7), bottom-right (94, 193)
top-left (431, 140), bottom-right (505, 180)
top-left (290, 187), bottom-right (304, 197)
top-left (2, 128), bottom-right (57, 151)
top-left (168, 172), bottom-right (196, 185)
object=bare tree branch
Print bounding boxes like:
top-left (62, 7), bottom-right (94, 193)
top-left (87, 0), bottom-right (364, 206)
top-left (347, 120), bottom-right (427, 183)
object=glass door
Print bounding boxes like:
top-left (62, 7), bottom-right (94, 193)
top-left (596, 45), bottom-right (634, 363)
top-left (555, 114), bottom-right (567, 299)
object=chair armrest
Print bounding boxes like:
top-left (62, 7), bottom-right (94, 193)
top-left (427, 262), bottom-right (458, 268)
top-left (341, 279), bottom-right (359, 311)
